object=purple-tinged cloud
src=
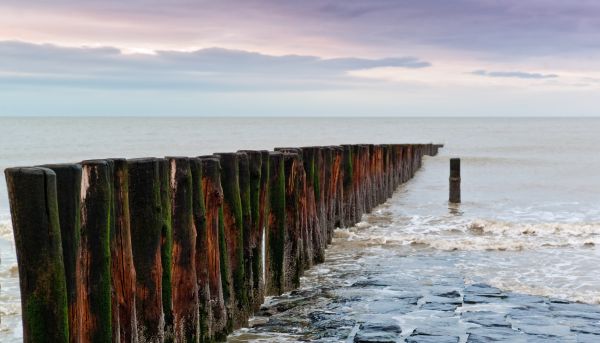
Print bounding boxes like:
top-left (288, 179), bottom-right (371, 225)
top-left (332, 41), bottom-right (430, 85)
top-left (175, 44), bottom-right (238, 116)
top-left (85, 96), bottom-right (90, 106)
top-left (471, 70), bottom-right (559, 79)
top-left (0, 41), bottom-right (430, 91)
top-left (2, 1), bottom-right (600, 59)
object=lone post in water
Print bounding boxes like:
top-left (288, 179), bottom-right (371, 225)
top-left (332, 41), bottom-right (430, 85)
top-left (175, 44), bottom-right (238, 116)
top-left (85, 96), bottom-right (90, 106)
top-left (449, 158), bottom-right (461, 203)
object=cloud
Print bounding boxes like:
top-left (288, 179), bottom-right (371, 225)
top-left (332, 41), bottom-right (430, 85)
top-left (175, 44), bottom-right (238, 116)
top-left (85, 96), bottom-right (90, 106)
top-left (0, 41), bottom-right (430, 91)
top-left (471, 70), bottom-right (559, 79)
top-left (3, 1), bottom-right (600, 60)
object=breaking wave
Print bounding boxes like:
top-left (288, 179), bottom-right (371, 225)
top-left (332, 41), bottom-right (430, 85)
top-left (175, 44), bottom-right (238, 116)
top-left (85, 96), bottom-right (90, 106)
top-left (335, 218), bottom-right (600, 251)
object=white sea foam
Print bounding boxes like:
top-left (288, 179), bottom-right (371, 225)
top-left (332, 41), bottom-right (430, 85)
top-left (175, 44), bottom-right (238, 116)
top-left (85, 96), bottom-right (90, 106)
top-left (0, 221), bottom-right (12, 241)
top-left (340, 217), bottom-right (600, 251)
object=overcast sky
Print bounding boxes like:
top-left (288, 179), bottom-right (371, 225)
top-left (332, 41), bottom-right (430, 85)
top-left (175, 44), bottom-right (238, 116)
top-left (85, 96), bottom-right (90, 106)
top-left (1, 0), bottom-right (600, 116)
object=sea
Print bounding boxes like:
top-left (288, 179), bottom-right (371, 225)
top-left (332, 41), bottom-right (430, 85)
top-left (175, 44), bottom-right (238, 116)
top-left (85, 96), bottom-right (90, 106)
top-left (1, 117), bottom-right (599, 342)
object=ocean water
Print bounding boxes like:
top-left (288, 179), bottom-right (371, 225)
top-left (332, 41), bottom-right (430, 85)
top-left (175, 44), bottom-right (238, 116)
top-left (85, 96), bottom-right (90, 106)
top-left (1, 117), bottom-right (599, 341)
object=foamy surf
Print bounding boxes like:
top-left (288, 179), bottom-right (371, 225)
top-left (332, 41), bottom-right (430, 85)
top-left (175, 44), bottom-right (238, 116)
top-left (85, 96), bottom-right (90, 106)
top-left (0, 221), bottom-right (12, 241)
top-left (336, 218), bottom-right (600, 251)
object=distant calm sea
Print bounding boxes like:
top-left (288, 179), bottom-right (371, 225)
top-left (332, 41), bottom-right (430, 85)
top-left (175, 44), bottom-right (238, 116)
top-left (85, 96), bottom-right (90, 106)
top-left (1, 117), bottom-right (600, 341)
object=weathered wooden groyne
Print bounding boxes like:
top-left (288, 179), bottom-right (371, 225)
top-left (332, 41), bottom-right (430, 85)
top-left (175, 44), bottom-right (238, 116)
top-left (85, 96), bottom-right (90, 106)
top-left (5, 143), bottom-right (442, 343)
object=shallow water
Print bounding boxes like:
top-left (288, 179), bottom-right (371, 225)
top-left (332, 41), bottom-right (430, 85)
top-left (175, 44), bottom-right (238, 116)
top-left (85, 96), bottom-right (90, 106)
top-left (1, 117), bottom-right (600, 341)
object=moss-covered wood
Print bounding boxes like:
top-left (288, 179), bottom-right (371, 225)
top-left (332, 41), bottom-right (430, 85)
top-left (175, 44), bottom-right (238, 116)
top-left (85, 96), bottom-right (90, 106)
top-left (79, 160), bottom-right (112, 343)
top-left (105, 159), bottom-right (120, 343)
top-left (296, 148), bottom-right (314, 269)
top-left (190, 158), bottom-right (211, 342)
top-left (167, 157), bottom-right (200, 342)
top-left (237, 150), bottom-right (266, 313)
top-left (41, 163), bottom-right (81, 343)
top-left (265, 152), bottom-right (285, 296)
top-left (331, 146), bottom-right (344, 229)
top-left (128, 158), bottom-right (164, 343)
top-left (106, 159), bottom-right (138, 343)
top-left (341, 145), bottom-right (354, 226)
top-left (281, 151), bottom-right (302, 291)
top-left (236, 152), bottom-right (253, 317)
top-left (5, 167), bottom-right (69, 343)
top-left (255, 150), bottom-right (269, 310)
top-left (213, 152), bottom-right (247, 329)
top-left (157, 158), bottom-right (174, 342)
top-left (199, 156), bottom-right (227, 340)
top-left (321, 147), bottom-right (335, 244)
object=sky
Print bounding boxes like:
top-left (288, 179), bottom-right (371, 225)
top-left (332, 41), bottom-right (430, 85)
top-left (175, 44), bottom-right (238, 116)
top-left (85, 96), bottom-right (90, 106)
top-left (1, 0), bottom-right (600, 116)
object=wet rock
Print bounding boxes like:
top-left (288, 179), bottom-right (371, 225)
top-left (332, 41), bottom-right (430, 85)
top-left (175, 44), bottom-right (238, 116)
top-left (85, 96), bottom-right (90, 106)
top-left (504, 293), bottom-right (546, 304)
top-left (464, 284), bottom-right (503, 295)
top-left (411, 317), bottom-right (463, 337)
top-left (512, 323), bottom-right (572, 337)
top-left (424, 295), bottom-right (463, 305)
top-left (463, 294), bottom-right (505, 304)
top-left (351, 279), bottom-right (391, 288)
top-left (577, 333), bottom-right (600, 343)
top-left (526, 334), bottom-right (576, 343)
top-left (461, 311), bottom-right (510, 327)
top-left (353, 320), bottom-right (401, 343)
top-left (466, 327), bottom-right (527, 342)
top-left (421, 302), bottom-right (458, 312)
top-left (569, 322), bottom-right (600, 335)
top-left (407, 334), bottom-right (459, 343)
top-left (430, 286), bottom-right (461, 298)
top-left (365, 300), bottom-right (416, 314)
top-left (436, 290), bottom-right (461, 298)
top-left (554, 310), bottom-right (600, 321)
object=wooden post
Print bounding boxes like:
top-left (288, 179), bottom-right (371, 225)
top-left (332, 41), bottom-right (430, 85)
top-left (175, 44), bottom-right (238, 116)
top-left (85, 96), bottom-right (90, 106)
top-left (265, 151), bottom-right (285, 296)
top-left (167, 157), bottom-right (199, 342)
top-left (237, 150), bottom-right (266, 312)
top-left (79, 160), bottom-right (112, 343)
top-left (5, 167), bottom-right (69, 343)
top-left (236, 152), bottom-right (254, 317)
top-left (157, 159), bottom-right (174, 342)
top-left (341, 145), bottom-right (354, 226)
top-left (322, 147), bottom-right (335, 245)
top-left (256, 150), bottom-right (269, 308)
top-left (332, 146), bottom-right (344, 230)
top-left (106, 159), bottom-right (138, 343)
top-left (213, 152), bottom-right (247, 330)
top-left (277, 150), bottom-right (303, 291)
top-left (128, 158), bottom-right (164, 343)
top-left (199, 156), bottom-right (227, 340)
top-left (449, 158), bottom-right (461, 203)
top-left (190, 158), bottom-right (211, 342)
top-left (41, 163), bottom-right (82, 343)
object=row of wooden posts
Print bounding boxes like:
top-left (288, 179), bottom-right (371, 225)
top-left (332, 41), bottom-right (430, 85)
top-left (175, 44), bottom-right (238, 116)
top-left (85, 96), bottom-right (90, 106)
top-left (5, 143), bottom-right (442, 343)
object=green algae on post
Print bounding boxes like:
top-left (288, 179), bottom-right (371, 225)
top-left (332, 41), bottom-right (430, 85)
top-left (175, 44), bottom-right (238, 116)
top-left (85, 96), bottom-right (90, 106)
top-left (79, 160), bottom-right (113, 343)
top-left (213, 152), bottom-right (247, 329)
top-left (190, 158), bottom-right (211, 342)
top-left (265, 151), bottom-right (285, 296)
top-left (236, 152), bottom-right (254, 317)
top-left (106, 159), bottom-right (138, 343)
top-left (200, 156), bottom-right (228, 340)
top-left (128, 158), bottom-right (164, 343)
top-left (157, 158), bottom-right (174, 342)
top-left (5, 167), bottom-right (69, 343)
top-left (41, 163), bottom-right (82, 343)
top-left (167, 157), bottom-right (200, 342)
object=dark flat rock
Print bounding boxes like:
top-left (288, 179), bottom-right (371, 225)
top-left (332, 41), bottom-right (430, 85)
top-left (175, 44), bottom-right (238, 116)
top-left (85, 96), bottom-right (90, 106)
top-left (576, 333), bottom-right (600, 343)
top-left (407, 334), bottom-right (459, 343)
top-left (466, 327), bottom-right (527, 343)
top-left (464, 284), bottom-right (503, 295)
top-left (352, 279), bottom-right (391, 288)
top-left (353, 320), bottom-right (402, 343)
top-left (421, 302), bottom-right (458, 311)
top-left (366, 300), bottom-right (416, 314)
top-left (461, 311), bottom-right (510, 327)
top-left (463, 294), bottom-right (506, 304)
